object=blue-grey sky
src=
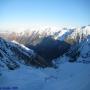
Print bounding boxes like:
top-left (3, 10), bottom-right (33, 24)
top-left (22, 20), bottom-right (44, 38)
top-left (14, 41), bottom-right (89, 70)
top-left (0, 0), bottom-right (90, 30)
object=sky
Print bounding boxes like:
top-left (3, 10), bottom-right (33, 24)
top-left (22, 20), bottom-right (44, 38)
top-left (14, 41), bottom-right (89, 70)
top-left (0, 0), bottom-right (90, 31)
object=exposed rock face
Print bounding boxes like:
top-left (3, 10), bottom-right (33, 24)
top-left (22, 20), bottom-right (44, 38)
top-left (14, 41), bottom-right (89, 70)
top-left (27, 36), bottom-right (71, 62)
top-left (0, 37), bottom-right (52, 70)
top-left (0, 37), bottom-right (35, 70)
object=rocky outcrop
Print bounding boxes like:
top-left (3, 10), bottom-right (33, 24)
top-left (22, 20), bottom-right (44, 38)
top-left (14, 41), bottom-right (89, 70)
top-left (0, 37), bottom-right (53, 70)
top-left (27, 36), bottom-right (71, 62)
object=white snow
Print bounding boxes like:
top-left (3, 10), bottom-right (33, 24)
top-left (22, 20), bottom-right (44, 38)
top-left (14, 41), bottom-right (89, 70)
top-left (0, 60), bottom-right (90, 90)
top-left (12, 40), bottom-right (34, 54)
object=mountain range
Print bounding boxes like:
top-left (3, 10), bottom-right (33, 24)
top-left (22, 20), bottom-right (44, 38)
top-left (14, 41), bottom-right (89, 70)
top-left (0, 25), bottom-right (90, 90)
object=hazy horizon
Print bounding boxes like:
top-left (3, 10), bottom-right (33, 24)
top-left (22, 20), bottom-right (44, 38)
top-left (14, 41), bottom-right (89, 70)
top-left (0, 0), bottom-right (89, 31)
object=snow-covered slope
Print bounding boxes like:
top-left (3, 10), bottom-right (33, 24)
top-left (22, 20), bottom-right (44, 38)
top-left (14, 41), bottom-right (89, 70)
top-left (0, 37), bottom-right (51, 70)
top-left (0, 35), bottom-right (90, 90)
top-left (52, 25), bottom-right (90, 42)
top-left (0, 37), bottom-right (35, 70)
top-left (53, 28), bottom-right (74, 40)
top-left (0, 57), bottom-right (90, 90)
top-left (0, 25), bottom-right (90, 90)
top-left (77, 35), bottom-right (90, 63)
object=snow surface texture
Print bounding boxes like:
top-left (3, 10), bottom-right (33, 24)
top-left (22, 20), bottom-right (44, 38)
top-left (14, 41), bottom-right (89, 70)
top-left (0, 61), bottom-right (90, 90)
